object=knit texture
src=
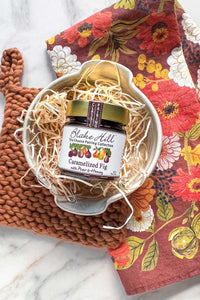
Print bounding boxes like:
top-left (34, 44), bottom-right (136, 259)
top-left (0, 48), bottom-right (129, 249)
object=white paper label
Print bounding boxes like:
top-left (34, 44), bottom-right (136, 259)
top-left (59, 125), bottom-right (126, 178)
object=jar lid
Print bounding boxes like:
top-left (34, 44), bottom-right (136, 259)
top-left (66, 100), bottom-right (129, 125)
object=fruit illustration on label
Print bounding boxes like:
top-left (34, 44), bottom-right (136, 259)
top-left (93, 147), bottom-right (111, 162)
top-left (93, 150), bottom-right (99, 158)
top-left (81, 147), bottom-right (87, 154)
top-left (72, 149), bottom-right (77, 156)
top-left (100, 149), bottom-right (106, 157)
top-left (104, 157), bottom-right (109, 163)
top-left (69, 143), bottom-right (91, 158)
top-left (85, 151), bottom-right (91, 158)
top-left (69, 144), bottom-right (112, 163)
top-left (68, 150), bottom-right (73, 157)
top-left (78, 152), bottom-right (84, 158)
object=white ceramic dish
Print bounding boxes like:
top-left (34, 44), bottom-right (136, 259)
top-left (23, 60), bottom-right (162, 216)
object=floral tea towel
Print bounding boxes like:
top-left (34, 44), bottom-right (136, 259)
top-left (46, 0), bottom-right (200, 295)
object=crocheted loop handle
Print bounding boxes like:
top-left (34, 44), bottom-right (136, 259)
top-left (0, 48), bottom-right (23, 94)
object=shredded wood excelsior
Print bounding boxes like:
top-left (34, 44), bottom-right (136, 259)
top-left (21, 63), bottom-right (151, 203)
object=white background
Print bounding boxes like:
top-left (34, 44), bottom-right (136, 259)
top-left (0, 1), bottom-right (200, 299)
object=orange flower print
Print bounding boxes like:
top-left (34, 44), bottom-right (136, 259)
top-left (129, 178), bottom-right (155, 220)
top-left (171, 166), bottom-right (200, 201)
top-left (136, 12), bottom-right (180, 56)
top-left (61, 11), bottom-right (112, 48)
top-left (142, 80), bottom-right (200, 136)
top-left (108, 242), bottom-right (131, 268)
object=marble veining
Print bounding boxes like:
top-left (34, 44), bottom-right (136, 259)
top-left (0, 0), bottom-right (200, 299)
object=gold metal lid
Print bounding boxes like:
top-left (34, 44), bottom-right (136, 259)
top-left (66, 100), bottom-right (129, 125)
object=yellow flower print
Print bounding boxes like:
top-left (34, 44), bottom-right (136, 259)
top-left (114, 0), bottom-right (135, 10)
top-left (152, 83), bottom-right (159, 91)
top-left (46, 36), bottom-right (55, 45)
top-left (155, 64), bottom-right (162, 78)
top-left (135, 54), bottom-right (171, 91)
top-left (181, 145), bottom-right (200, 166)
top-left (137, 54), bottom-right (170, 80)
top-left (138, 54), bottom-right (146, 70)
top-left (138, 54), bottom-right (146, 64)
top-left (136, 73), bottom-right (143, 81)
top-left (161, 69), bottom-right (169, 79)
top-left (146, 60), bottom-right (156, 73)
top-left (91, 54), bottom-right (101, 60)
top-left (133, 73), bottom-right (146, 89)
top-left (138, 63), bottom-right (145, 70)
top-left (155, 70), bottom-right (161, 78)
top-left (155, 63), bottom-right (162, 71)
top-left (134, 73), bottom-right (161, 91)
top-left (138, 81), bottom-right (146, 89)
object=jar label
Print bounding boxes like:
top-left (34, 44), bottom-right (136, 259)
top-left (59, 125), bottom-right (126, 178)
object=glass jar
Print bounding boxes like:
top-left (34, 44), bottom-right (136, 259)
top-left (59, 100), bottom-right (129, 180)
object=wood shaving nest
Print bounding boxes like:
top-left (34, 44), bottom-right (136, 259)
top-left (20, 64), bottom-right (151, 202)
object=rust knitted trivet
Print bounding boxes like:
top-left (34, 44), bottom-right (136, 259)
top-left (0, 48), bottom-right (129, 249)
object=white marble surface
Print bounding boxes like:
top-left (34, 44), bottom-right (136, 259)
top-left (0, 0), bottom-right (200, 299)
